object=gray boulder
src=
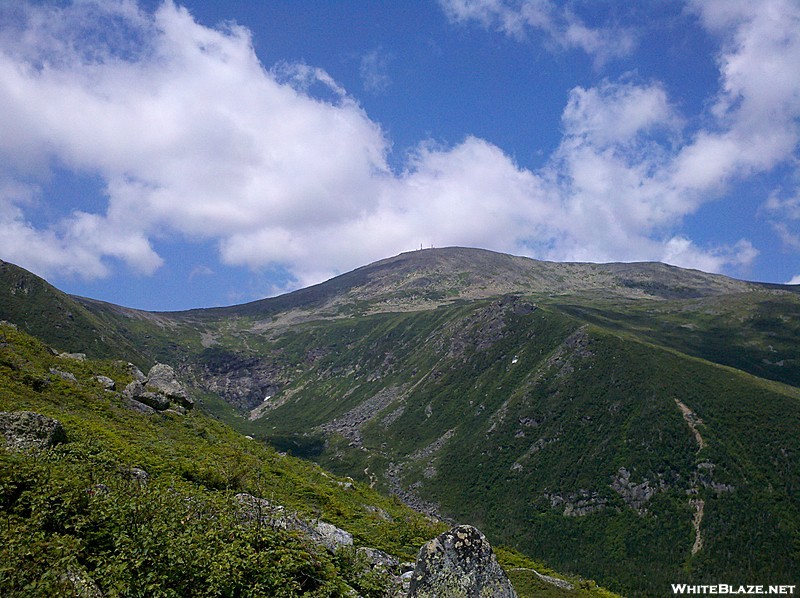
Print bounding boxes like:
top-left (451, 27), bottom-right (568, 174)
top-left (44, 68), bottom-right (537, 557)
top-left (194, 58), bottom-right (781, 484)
top-left (49, 368), bottom-right (77, 383)
top-left (94, 375), bottom-right (116, 391)
top-left (146, 364), bottom-right (194, 409)
top-left (306, 519), bottom-right (353, 552)
top-left (122, 381), bottom-right (159, 413)
top-left (126, 364), bottom-right (147, 382)
top-left (123, 380), bottom-right (145, 399)
top-left (357, 546), bottom-right (400, 571)
top-left (122, 379), bottom-right (172, 412)
top-left (407, 525), bottom-right (517, 598)
top-left (121, 396), bottom-right (156, 415)
top-left (0, 411), bottom-right (67, 451)
top-left (137, 391), bottom-right (171, 411)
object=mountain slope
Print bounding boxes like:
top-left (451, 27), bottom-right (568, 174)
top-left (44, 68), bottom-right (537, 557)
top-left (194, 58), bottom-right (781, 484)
top-left (0, 322), bottom-right (615, 596)
top-left (1, 247), bottom-right (798, 595)
top-left (0, 260), bottom-right (151, 367)
top-left (191, 296), bottom-right (799, 595)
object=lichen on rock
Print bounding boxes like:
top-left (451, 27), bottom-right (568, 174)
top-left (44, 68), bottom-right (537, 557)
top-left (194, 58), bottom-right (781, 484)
top-left (0, 411), bottom-right (67, 451)
top-left (407, 524), bottom-right (517, 597)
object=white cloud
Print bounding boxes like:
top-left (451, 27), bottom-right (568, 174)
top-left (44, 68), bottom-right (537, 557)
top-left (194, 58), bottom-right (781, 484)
top-left (0, 0), bottom-right (389, 280)
top-left (220, 136), bottom-right (555, 282)
top-left (438, 0), bottom-right (635, 66)
top-left (674, 0), bottom-right (800, 191)
top-left (660, 237), bottom-right (758, 273)
top-left (0, 0), bottom-right (798, 292)
top-left (762, 189), bottom-right (800, 250)
top-left (788, 275), bottom-right (800, 285)
top-left (561, 80), bottom-right (680, 147)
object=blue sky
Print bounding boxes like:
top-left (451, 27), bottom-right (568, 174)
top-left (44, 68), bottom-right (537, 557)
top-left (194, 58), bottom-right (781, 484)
top-left (1, 0), bottom-right (799, 310)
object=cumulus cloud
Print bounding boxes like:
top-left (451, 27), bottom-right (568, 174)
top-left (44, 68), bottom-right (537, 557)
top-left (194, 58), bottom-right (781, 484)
top-left (0, 0), bottom-right (389, 280)
top-left (438, 0), bottom-right (635, 66)
top-left (674, 0), bottom-right (800, 189)
top-left (561, 81), bottom-right (680, 147)
top-left (0, 0), bottom-right (798, 292)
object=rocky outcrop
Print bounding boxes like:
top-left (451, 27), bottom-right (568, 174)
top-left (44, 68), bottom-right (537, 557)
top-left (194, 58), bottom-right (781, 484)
top-left (233, 493), bottom-right (436, 595)
top-left (49, 368), bottom-right (77, 383)
top-left (318, 385), bottom-right (407, 446)
top-left (234, 493), bottom-right (353, 553)
top-left (190, 351), bottom-right (285, 412)
top-left (385, 461), bottom-right (444, 520)
top-left (407, 525), bottom-right (517, 597)
top-left (94, 375), bottom-right (116, 391)
top-left (546, 490), bottom-right (608, 517)
top-left (122, 364), bottom-right (193, 414)
top-left (611, 467), bottom-right (657, 513)
top-left (145, 364), bottom-right (193, 409)
top-left (0, 411), bottom-right (67, 451)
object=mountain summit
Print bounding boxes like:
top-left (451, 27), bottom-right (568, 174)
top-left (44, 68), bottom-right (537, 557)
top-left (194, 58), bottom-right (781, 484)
top-left (178, 247), bottom-right (766, 320)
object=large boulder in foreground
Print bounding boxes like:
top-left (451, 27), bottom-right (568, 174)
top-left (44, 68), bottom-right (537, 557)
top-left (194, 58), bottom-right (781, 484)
top-left (0, 411), bottom-right (67, 451)
top-left (408, 524), bottom-right (516, 598)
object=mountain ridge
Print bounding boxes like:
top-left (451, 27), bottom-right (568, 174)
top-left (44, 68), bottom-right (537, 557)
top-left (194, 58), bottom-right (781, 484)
top-left (3, 247), bottom-right (790, 321)
top-left (158, 247), bottom-right (775, 318)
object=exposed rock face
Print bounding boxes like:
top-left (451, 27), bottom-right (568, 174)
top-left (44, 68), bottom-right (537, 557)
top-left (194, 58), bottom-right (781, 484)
top-left (190, 352), bottom-right (285, 412)
top-left (546, 490), bottom-right (608, 517)
top-left (407, 525), bottom-right (517, 598)
top-left (318, 385), bottom-right (407, 446)
top-left (0, 411), bottom-right (67, 451)
top-left (611, 467), bottom-right (657, 513)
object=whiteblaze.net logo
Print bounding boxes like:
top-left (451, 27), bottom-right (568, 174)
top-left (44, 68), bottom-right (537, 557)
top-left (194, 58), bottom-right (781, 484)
top-left (671, 585), bottom-right (796, 595)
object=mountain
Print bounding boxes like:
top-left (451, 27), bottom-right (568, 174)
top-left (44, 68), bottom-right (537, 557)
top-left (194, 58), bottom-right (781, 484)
top-left (2, 248), bottom-right (799, 596)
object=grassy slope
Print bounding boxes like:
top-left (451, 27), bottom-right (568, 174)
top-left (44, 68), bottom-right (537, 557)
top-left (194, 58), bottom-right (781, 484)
top-left (553, 291), bottom-right (800, 388)
top-left (0, 323), bottom-right (614, 597)
top-left (0, 261), bottom-right (151, 367)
